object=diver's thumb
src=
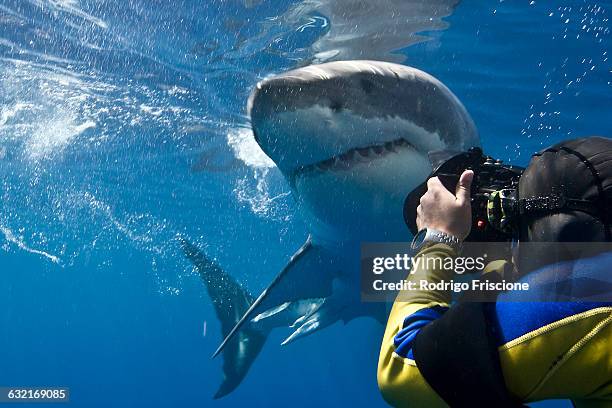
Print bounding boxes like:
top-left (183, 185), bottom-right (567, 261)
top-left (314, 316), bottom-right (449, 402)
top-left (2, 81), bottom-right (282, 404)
top-left (455, 170), bottom-right (474, 204)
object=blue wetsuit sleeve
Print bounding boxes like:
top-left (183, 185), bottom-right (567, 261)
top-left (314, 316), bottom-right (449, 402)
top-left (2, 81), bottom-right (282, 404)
top-left (393, 305), bottom-right (449, 359)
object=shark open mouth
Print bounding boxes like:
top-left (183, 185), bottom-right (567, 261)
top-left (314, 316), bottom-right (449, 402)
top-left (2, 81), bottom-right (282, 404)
top-left (294, 137), bottom-right (415, 176)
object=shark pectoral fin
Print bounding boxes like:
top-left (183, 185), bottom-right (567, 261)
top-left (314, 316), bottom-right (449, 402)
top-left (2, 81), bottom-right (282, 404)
top-left (281, 279), bottom-right (348, 346)
top-left (179, 238), bottom-right (267, 399)
top-left (213, 235), bottom-right (335, 357)
top-left (282, 299), bottom-right (330, 346)
top-left (282, 277), bottom-right (388, 345)
top-left (251, 302), bottom-right (292, 323)
top-left (282, 314), bottom-right (323, 346)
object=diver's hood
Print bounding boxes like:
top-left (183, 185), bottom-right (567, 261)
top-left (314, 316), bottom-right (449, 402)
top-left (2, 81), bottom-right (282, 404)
top-left (519, 136), bottom-right (612, 242)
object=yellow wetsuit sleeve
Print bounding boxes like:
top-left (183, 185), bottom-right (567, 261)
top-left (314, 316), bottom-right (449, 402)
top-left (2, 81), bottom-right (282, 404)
top-left (500, 306), bottom-right (612, 406)
top-left (377, 243), bottom-right (457, 408)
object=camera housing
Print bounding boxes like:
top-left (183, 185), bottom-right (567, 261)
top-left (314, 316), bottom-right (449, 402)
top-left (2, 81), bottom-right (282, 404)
top-left (403, 147), bottom-right (524, 242)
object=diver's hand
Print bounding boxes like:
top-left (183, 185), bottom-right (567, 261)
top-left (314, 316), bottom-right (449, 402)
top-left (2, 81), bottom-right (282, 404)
top-left (416, 170), bottom-right (474, 240)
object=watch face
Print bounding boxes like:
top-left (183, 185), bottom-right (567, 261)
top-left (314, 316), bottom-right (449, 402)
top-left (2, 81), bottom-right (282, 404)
top-left (410, 228), bottom-right (428, 250)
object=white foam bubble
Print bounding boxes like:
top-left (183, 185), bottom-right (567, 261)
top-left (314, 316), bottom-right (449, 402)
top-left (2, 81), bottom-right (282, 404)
top-left (26, 116), bottom-right (96, 160)
top-left (227, 126), bottom-right (275, 169)
top-left (30, 0), bottom-right (109, 29)
top-left (233, 167), bottom-right (291, 216)
top-left (0, 224), bottom-right (61, 264)
top-left (0, 103), bottom-right (32, 126)
top-left (226, 127), bottom-right (293, 219)
top-left (140, 104), bottom-right (163, 116)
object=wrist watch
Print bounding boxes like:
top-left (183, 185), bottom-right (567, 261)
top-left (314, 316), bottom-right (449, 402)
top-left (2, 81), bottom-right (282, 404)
top-left (410, 228), bottom-right (463, 253)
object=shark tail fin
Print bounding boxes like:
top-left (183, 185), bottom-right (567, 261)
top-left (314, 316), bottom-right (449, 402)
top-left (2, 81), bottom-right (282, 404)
top-left (179, 237), bottom-right (268, 399)
top-left (213, 235), bottom-right (335, 357)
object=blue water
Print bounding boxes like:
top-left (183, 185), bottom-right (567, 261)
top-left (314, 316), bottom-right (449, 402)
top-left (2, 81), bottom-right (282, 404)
top-left (0, 1), bottom-right (609, 407)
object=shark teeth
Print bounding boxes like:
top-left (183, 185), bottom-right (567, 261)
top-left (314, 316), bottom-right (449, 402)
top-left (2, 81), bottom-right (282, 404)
top-left (307, 137), bottom-right (414, 174)
top-left (357, 147), bottom-right (370, 157)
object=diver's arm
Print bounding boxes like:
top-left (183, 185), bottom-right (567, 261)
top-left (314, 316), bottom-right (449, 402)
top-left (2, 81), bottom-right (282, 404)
top-left (378, 170), bottom-right (472, 406)
top-left (393, 243), bottom-right (456, 305)
top-left (377, 243), bottom-right (457, 407)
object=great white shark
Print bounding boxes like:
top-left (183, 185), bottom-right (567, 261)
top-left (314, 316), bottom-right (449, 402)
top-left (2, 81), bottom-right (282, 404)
top-left (183, 60), bottom-right (479, 398)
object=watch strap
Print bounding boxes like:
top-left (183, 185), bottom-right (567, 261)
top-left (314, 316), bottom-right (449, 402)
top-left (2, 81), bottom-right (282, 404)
top-left (411, 228), bottom-right (462, 253)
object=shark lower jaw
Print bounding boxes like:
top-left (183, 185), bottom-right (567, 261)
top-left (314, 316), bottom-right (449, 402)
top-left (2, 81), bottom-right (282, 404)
top-left (290, 144), bottom-right (432, 242)
top-left (290, 137), bottom-right (418, 180)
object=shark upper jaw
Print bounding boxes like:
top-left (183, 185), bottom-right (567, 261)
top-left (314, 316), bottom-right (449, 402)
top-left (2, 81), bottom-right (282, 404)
top-left (291, 136), bottom-right (416, 179)
top-left (249, 101), bottom-right (447, 182)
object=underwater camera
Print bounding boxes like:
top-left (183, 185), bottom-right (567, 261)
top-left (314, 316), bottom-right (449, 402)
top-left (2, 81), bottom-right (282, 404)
top-left (403, 147), bottom-right (525, 242)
